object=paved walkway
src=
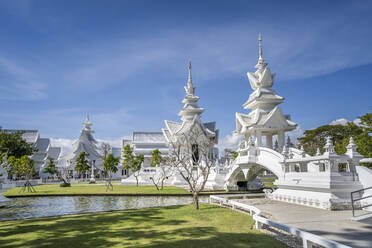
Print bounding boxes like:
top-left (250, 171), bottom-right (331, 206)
top-left (236, 198), bottom-right (372, 248)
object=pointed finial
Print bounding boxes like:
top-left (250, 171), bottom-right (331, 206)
top-left (255, 33), bottom-right (267, 69)
top-left (346, 137), bottom-right (357, 152)
top-left (86, 113), bottom-right (89, 122)
top-left (316, 148), bottom-right (321, 156)
top-left (188, 61), bottom-right (192, 83)
top-left (258, 33), bottom-right (263, 58)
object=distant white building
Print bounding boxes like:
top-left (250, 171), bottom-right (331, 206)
top-left (1, 129), bottom-right (61, 179)
top-left (123, 131), bottom-right (169, 168)
top-left (57, 115), bottom-right (122, 179)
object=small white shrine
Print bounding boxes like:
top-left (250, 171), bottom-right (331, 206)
top-left (162, 62), bottom-right (219, 185)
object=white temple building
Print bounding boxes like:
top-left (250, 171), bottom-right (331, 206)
top-left (235, 34), bottom-right (296, 151)
top-left (1, 129), bottom-right (61, 179)
top-left (223, 35), bottom-right (372, 210)
top-left (122, 62), bottom-right (219, 185)
top-left (57, 115), bottom-right (122, 179)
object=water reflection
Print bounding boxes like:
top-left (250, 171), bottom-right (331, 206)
top-left (0, 196), bottom-right (208, 221)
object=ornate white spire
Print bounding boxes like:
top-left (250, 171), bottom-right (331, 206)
top-left (185, 61), bottom-right (195, 96)
top-left (258, 33), bottom-right (263, 58)
top-left (178, 61), bottom-right (204, 122)
top-left (255, 33), bottom-right (268, 70)
top-left (83, 113), bottom-right (93, 132)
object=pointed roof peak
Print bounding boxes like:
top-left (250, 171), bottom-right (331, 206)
top-left (258, 33), bottom-right (263, 58)
top-left (83, 113), bottom-right (93, 131)
top-left (188, 60), bottom-right (192, 79)
top-left (185, 60), bottom-right (195, 96)
top-left (255, 33), bottom-right (268, 69)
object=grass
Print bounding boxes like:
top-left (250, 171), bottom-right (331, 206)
top-left (3, 184), bottom-right (189, 196)
top-left (3, 184), bottom-right (260, 197)
top-left (0, 204), bottom-right (287, 248)
top-left (260, 177), bottom-right (277, 188)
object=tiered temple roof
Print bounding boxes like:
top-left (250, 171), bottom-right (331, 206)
top-left (163, 62), bottom-right (218, 144)
top-left (58, 114), bottom-right (103, 169)
top-left (235, 35), bottom-right (296, 149)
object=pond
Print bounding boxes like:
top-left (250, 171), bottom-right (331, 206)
top-left (0, 195), bottom-right (209, 221)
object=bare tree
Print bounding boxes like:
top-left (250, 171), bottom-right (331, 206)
top-left (166, 124), bottom-right (216, 210)
top-left (150, 149), bottom-right (174, 190)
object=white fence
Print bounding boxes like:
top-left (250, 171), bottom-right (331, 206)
top-left (210, 195), bottom-right (351, 248)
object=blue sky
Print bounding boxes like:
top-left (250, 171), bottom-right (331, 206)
top-left (0, 0), bottom-right (371, 150)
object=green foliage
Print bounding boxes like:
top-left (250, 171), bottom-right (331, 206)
top-left (122, 145), bottom-right (144, 172)
top-left (151, 149), bottom-right (163, 167)
top-left (103, 153), bottom-right (120, 174)
top-left (59, 182), bottom-right (71, 187)
top-left (75, 152), bottom-right (90, 175)
top-left (43, 157), bottom-right (58, 175)
top-left (0, 129), bottom-right (37, 158)
top-left (6, 155), bottom-right (35, 178)
top-left (231, 151), bottom-right (238, 160)
top-left (298, 113), bottom-right (372, 165)
top-left (122, 145), bottom-right (144, 186)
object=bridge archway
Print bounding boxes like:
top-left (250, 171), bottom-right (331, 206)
top-left (225, 147), bottom-right (284, 189)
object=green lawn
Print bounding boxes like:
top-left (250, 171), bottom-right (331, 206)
top-left (260, 177), bottom-right (277, 188)
top-left (3, 184), bottom-right (189, 196)
top-left (0, 204), bottom-right (286, 248)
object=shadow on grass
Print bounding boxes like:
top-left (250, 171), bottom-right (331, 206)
top-left (0, 205), bottom-right (286, 248)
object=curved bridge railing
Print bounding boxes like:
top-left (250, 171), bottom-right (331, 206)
top-left (210, 194), bottom-right (352, 248)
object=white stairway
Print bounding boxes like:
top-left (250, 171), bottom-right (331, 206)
top-left (356, 166), bottom-right (372, 211)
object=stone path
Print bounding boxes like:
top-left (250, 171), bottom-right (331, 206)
top-left (236, 198), bottom-right (372, 248)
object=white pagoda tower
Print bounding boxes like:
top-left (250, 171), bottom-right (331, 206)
top-left (235, 34), bottom-right (297, 151)
top-left (163, 62), bottom-right (218, 145)
top-left (58, 114), bottom-right (103, 177)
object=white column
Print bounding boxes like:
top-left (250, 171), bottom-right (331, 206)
top-left (266, 134), bottom-right (273, 149)
top-left (278, 130), bottom-right (285, 152)
top-left (255, 131), bottom-right (262, 147)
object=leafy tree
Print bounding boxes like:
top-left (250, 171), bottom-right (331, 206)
top-left (298, 113), bottom-right (372, 167)
top-left (7, 155), bottom-right (36, 192)
top-left (103, 153), bottom-right (120, 191)
top-left (122, 145), bottom-right (144, 187)
top-left (150, 149), bottom-right (173, 190)
top-left (43, 157), bottom-right (70, 187)
top-left (0, 129), bottom-right (38, 158)
top-left (75, 152), bottom-right (90, 178)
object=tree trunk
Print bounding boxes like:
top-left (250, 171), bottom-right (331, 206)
top-left (150, 177), bottom-right (160, 190)
top-left (193, 193), bottom-right (200, 210)
top-left (160, 179), bottom-right (164, 190)
top-left (135, 176), bottom-right (139, 187)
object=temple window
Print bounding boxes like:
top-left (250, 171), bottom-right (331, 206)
top-left (319, 163), bottom-right (326, 172)
top-left (192, 144), bottom-right (199, 165)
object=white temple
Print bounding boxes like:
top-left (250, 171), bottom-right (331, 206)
top-left (235, 34), bottom-right (297, 151)
top-left (224, 35), bottom-right (371, 210)
top-left (122, 62), bottom-right (219, 185)
top-left (58, 114), bottom-right (121, 179)
top-left (0, 129), bottom-right (61, 180)
top-left (162, 62), bottom-right (218, 156)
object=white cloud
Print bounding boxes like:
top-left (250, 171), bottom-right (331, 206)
top-left (217, 133), bottom-right (243, 155)
top-left (50, 138), bottom-right (75, 157)
top-left (330, 118), bottom-right (361, 126)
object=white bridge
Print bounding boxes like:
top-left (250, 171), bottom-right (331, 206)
top-left (223, 137), bottom-right (372, 211)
